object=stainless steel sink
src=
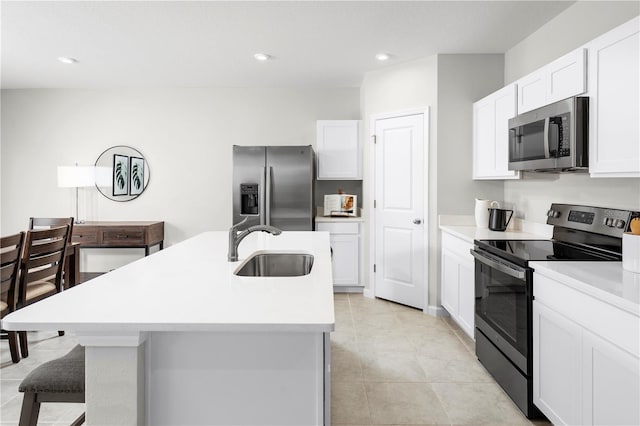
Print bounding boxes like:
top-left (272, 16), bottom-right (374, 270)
top-left (234, 252), bottom-right (314, 277)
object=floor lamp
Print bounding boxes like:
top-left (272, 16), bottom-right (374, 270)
top-left (57, 165), bottom-right (96, 224)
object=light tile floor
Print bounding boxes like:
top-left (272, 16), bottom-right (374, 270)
top-left (331, 293), bottom-right (551, 426)
top-left (1, 294), bottom-right (551, 425)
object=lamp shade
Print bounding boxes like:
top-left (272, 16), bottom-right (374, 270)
top-left (57, 166), bottom-right (97, 188)
top-left (94, 166), bottom-right (113, 187)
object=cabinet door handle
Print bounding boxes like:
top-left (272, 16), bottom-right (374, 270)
top-left (413, 219), bottom-right (422, 225)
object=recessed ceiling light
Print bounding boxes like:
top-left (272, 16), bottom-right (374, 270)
top-left (375, 53), bottom-right (390, 61)
top-left (254, 53), bottom-right (271, 61)
top-left (57, 57), bottom-right (78, 64)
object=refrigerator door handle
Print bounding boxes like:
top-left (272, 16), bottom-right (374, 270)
top-left (260, 166), bottom-right (266, 225)
top-left (265, 166), bottom-right (273, 226)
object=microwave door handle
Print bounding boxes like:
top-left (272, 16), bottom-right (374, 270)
top-left (543, 117), bottom-right (551, 158)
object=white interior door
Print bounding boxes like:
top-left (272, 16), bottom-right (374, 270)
top-left (373, 113), bottom-right (425, 309)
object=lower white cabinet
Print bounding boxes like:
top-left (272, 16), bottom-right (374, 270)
top-left (440, 232), bottom-right (474, 338)
top-left (533, 272), bottom-right (640, 425)
top-left (316, 221), bottom-right (362, 288)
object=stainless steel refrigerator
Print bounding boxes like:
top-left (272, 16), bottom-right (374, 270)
top-left (232, 145), bottom-right (314, 231)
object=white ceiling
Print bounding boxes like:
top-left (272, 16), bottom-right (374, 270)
top-left (1, 1), bottom-right (575, 89)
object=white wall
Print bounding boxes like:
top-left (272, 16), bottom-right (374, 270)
top-left (503, 2), bottom-right (640, 221)
top-left (505, 1), bottom-right (640, 84)
top-left (360, 54), bottom-right (505, 310)
top-left (1, 88), bottom-right (359, 270)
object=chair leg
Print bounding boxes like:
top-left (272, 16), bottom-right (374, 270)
top-left (18, 391), bottom-right (40, 426)
top-left (18, 331), bottom-right (28, 358)
top-left (58, 330), bottom-right (65, 337)
top-left (7, 331), bottom-right (20, 363)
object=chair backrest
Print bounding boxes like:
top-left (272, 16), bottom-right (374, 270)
top-left (1, 232), bottom-right (26, 314)
top-left (18, 226), bottom-right (70, 305)
top-left (29, 217), bottom-right (74, 244)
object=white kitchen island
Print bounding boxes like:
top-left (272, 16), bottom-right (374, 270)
top-left (2, 231), bottom-right (335, 426)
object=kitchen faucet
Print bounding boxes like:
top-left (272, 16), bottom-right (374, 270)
top-left (228, 217), bottom-right (282, 261)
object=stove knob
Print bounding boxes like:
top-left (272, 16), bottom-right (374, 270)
top-left (605, 217), bottom-right (614, 227)
top-left (547, 209), bottom-right (560, 218)
top-left (614, 219), bottom-right (626, 229)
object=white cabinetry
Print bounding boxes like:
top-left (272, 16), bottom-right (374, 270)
top-left (440, 232), bottom-right (474, 338)
top-left (533, 272), bottom-right (640, 426)
top-left (473, 84), bottom-right (520, 180)
top-left (587, 16), bottom-right (640, 178)
top-left (516, 47), bottom-right (586, 114)
top-left (316, 221), bottom-right (362, 288)
top-left (316, 120), bottom-right (361, 180)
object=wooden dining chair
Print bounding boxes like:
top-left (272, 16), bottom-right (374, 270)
top-left (17, 225), bottom-right (70, 358)
top-left (1, 232), bottom-right (26, 363)
top-left (28, 218), bottom-right (74, 287)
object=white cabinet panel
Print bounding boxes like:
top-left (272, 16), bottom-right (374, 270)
top-left (457, 259), bottom-right (475, 337)
top-left (588, 16), bottom-right (640, 177)
top-left (330, 234), bottom-right (359, 286)
top-left (583, 329), bottom-right (640, 426)
top-left (517, 71), bottom-right (546, 114)
top-left (440, 232), bottom-right (474, 338)
top-left (441, 249), bottom-right (459, 316)
top-left (473, 84), bottom-right (520, 180)
top-left (317, 221), bottom-right (362, 287)
top-left (533, 301), bottom-right (583, 426)
top-left (533, 270), bottom-right (640, 426)
top-left (316, 120), bottom-right (361, 180)
top-left (516, 47), bottom-right (586, 114)
top-left (546, 48), bottom-right (586, 105)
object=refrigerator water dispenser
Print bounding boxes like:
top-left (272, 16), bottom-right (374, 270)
top-left (240, 184), bottom-right (259, 215)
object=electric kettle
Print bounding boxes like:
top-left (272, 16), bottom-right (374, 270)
top-left (488, 207), bottom-right (514, 231)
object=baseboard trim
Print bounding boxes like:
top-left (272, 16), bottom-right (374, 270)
top-left (426, 305), bottom-right (449, 317)
top-left (362, 288), bottom-right (374, 299)
top-left (333, 286), bottom-right (364, 293)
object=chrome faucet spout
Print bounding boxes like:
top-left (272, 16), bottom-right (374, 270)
top-left (228, 218), bottom-right (282, 261)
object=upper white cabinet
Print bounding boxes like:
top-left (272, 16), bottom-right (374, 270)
top-left (517, 47), bottom-right (586, 114)
top-left (587, 16), bottom-right (640, 178)
top-left (316, 120), bottom-right (361, 180)
top-left (472, 84), bottom-right (520, 180)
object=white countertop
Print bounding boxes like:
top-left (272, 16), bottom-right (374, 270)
top-left (315, 207), bottom-right (364, 223)
top-left (530, 261), bottom-right (640, 316)
top-left (2, 231), bottom-right (335, 333)
top-left (439, 215), bottom-right (551, 243)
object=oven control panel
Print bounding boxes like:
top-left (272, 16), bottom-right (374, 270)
top-left (547, 203), bottom-right (639, 238)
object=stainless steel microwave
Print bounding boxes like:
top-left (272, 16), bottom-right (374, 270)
top-left (508, 97), bottom-right (588, 172)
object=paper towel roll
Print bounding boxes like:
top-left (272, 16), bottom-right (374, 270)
top-left (622, 233), bottom-right (640, 273)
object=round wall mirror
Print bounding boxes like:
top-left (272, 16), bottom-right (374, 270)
top-left (94, 145), bottom-right (150, 202)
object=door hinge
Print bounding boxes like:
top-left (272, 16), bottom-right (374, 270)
top-left (373, 264), bottom-right (376, 273)
top-left (372, 135), bottom-right (376, 144)
top-left (373, 200), bottom-right (377, 208)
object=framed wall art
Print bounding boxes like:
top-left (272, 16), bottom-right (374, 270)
top-left (113, 154), bottom-right (129, 196)
top-left (129, 156), bottom-right (145, 195)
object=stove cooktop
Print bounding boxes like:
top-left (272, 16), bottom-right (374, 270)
top-left (475, 239), bottom-right (622, 268)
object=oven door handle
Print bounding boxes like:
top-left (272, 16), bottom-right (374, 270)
top-left (470, 249), bottom-right (526, 279)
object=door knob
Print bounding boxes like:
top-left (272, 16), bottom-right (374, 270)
top-left (413, 219), bottom-right (422, 225)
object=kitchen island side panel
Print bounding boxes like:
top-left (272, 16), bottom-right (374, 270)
top-left (146, 331), bottom-right (325, 425)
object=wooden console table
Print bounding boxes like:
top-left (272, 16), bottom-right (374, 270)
top-left (72, 221), bottom-right (164, 256)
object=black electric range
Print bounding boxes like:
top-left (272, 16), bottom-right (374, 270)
top-left (471, 203), bottom-right (639, 419)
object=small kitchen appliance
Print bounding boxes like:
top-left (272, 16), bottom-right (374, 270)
top-left (471, 203), bottom-right (640, 418)
top-left (508, 97), bottom-right (588, 172)
top-left (474, 199), bottom-right (498, 228)
top-left (488, 207), bottom-right (514, 231)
